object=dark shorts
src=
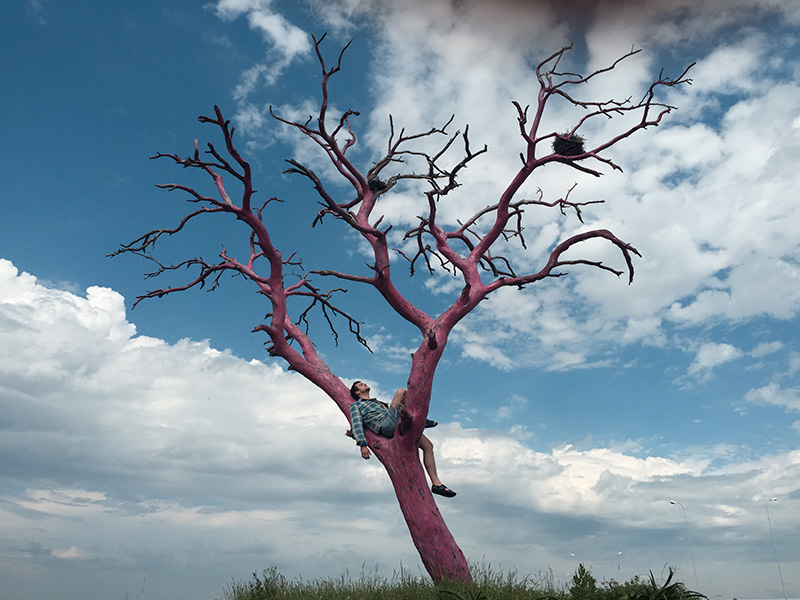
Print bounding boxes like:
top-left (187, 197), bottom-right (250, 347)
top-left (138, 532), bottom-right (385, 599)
top-left (376, 405), bottom-right (400, 438)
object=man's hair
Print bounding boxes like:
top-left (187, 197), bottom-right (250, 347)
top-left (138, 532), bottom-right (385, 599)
top-left (350, 381), bottom-right (361, 400)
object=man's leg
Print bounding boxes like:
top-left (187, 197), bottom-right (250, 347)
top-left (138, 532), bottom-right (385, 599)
top-left (419, 435), bottom-right (456, 497)
top-left (418, 434), bottom-right (442, 487)
top-left (390, 388), bottom-right (413, 435)
top-left (389, 388), bottom-right (407, 409)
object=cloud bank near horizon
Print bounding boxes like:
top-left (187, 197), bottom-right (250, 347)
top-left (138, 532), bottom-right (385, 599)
top-left (1, 258), bottom-right (798, 598)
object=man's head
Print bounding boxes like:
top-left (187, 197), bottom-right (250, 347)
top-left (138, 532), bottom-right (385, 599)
top-left (350, 380), bottom-right (370, 400)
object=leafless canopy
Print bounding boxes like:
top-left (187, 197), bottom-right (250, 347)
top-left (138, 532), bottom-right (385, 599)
top-left (112, 36), bottom-right (693, 356)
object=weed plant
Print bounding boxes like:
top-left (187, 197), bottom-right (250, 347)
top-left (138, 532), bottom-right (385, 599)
top-left (220, 562), bottom-right (705, 600)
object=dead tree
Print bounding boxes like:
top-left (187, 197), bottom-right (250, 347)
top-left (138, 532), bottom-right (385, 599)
top-left (112, 37), bottom-right (693, 584)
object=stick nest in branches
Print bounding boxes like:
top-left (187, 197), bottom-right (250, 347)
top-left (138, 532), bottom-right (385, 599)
top-left (368, 177), bottom-right (387, 192)
top-left (553, 133), bottom-right (586, 156)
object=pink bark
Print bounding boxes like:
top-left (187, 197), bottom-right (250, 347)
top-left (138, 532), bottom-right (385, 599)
top-left (380, 433), bottom-right (469, 582)
top-left (113, 36), bottom-right (692, 585)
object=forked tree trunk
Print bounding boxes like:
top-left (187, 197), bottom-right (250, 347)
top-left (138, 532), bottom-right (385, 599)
top-left (378, 432), bottom-right (472, 583)
top-left (290, 345), bottom-right (471, 584)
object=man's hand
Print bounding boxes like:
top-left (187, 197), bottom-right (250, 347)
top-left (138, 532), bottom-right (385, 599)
top-left (360, 446), bottom-right (371, 460)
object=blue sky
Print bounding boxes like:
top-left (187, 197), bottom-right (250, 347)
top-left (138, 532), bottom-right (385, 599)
top-left (2, 1), bottom-right (800, 600)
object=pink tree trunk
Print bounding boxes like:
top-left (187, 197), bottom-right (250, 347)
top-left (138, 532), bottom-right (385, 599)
top-left (268, 332), bottom-right (472, 582)
top-left (330, 342), bottom-right (471, 582)
top-left (380, 435), bottom-right (470, 582)
top-left (384, 344), bottom-right (470, 582)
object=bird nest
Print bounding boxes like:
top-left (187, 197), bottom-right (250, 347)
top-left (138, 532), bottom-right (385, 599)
top-left (553, 132), bottom-right (586, 156)
top-left (368, 177), bottom-right (387, 192)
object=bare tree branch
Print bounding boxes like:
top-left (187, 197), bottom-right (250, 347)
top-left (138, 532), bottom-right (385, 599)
top-left (111, 102), bottom-right (368, 372)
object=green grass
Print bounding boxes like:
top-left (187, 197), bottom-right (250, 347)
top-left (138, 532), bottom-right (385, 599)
top-left (220, 562), bottom-right (706, 600)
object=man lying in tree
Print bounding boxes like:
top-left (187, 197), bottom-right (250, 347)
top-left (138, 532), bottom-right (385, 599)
top-left (349, 381), bottom-right (457, 498)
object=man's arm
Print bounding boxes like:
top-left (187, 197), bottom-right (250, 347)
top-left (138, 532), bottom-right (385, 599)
top-left (349, 401), bottom-right (369, 448)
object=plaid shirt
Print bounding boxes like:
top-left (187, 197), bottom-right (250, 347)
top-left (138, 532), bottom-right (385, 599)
top-left (349, 399), bottom-right (390, 447)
